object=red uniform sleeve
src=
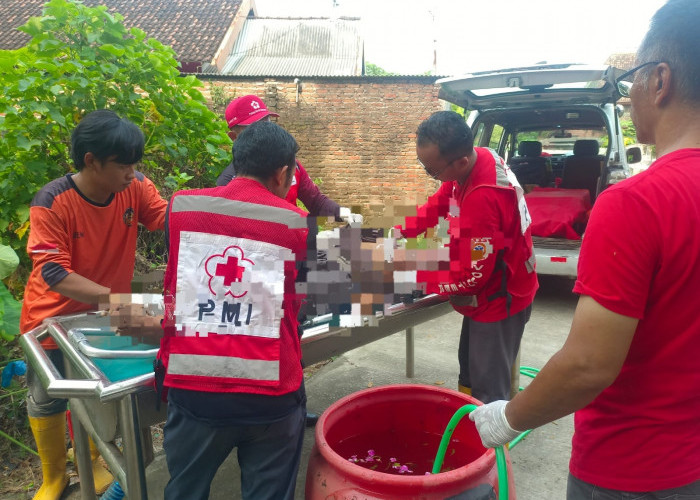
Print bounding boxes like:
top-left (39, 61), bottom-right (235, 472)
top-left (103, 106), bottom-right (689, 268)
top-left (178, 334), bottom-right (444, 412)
top-left (417, 187), bottom-right (505, 296)
top-left (400, 182), bottom-right (453, 238)
top-left (138, 175), bottom-right (167, 231)
top-left (573, 188), bottom-right (658, 319)
top-left (295, 161), bottom-right (341, 217)
top-left (26, 206), bottom-right (74, 287)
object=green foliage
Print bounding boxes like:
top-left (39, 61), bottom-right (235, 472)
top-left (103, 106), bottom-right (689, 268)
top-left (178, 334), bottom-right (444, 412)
top-left (0, 245), bottom-right (21, 342)
top-left (209, 84), bottom-right (235, 116)
top-left (450, 104), bottom-right (466, 116)
top-left (365, 62), bottom-right (397, 76)
top-left (0, 0), bottom-right (231, 264)
top-left (620, 119), bottom-right (637, 145)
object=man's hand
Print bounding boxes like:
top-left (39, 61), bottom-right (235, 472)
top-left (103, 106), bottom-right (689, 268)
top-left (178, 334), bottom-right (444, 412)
top-left (108, 303), bottom-right (163, 345)
top-left (339, 207), bottom-right (363, 227)
top-left (469, 400), bottom-right (523, 448)
top-left (449, 294), bottom-right (478, 308)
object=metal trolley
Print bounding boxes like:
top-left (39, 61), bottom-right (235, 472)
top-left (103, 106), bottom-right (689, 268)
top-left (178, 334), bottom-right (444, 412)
top-left (20, 294), bottom-right (454, 499)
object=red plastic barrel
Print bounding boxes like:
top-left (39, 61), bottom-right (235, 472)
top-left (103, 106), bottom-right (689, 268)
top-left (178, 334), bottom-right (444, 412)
top-left (306, 384), bottom-right (516, 499)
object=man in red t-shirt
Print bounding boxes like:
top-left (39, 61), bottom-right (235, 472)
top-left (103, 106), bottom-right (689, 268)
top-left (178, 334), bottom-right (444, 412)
top-left (470, 1), bottom-right (700, 496)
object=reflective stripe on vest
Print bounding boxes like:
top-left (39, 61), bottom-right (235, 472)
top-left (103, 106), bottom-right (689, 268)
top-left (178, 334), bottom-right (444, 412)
top-left (486, 148), bottom-right (532, 235)
top-left (171, 195), bottom-right (307, 229)
top-left (168, 353), bottom-right (279, 381)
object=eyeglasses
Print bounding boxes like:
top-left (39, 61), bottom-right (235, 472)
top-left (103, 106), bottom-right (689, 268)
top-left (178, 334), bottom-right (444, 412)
top-left (615, 61), bottom-right (662, 98)
top-left (418, 155), bottom-right (463, 180)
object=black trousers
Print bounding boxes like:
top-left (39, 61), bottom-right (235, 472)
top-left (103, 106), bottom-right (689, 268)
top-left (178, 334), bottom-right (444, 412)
top-left (458, 305), bottom-right (531, 403)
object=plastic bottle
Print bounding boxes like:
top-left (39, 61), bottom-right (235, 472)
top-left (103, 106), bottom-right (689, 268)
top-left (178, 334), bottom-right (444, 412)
top-left (100, 481), bottom-right (124, 500)
top-left (1, 360), bottom-right (27, 387)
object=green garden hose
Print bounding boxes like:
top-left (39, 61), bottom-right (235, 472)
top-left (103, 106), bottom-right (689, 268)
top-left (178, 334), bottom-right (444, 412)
top-left (432, 404), bottom-right (509, 499)
top-left (508, 366), bottom-right (540, 450)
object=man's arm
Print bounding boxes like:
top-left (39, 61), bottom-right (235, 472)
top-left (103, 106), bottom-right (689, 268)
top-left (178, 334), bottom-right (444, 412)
top-left (470, 295), bottom-right (637, 447)
top-left (507, 295), bottom-right (637, 430)
top-left (398, 182), bottom-right (452, 238)
top-left (419, 187), bottom-right (503, 297)
top-left (137, 174), bottom-right (168, 231)
top-left (50, 273), bottom-right (110, 305)
top-left (295, 161), bottom-right (341, 217)
top-left (216, 161), bottom-right (236, 187)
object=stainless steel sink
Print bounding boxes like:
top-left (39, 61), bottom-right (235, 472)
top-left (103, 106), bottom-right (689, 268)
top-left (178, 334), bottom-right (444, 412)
top-left (21, 311), bottom-right (165, 500)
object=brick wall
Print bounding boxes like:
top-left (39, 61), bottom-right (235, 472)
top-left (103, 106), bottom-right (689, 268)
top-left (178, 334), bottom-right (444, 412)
top-left (199, 76), bottom-right (445, 220)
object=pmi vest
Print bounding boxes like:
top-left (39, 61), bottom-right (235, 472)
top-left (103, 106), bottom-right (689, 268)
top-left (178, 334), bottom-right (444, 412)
top-left (158, 179), bottom-right (308, 395)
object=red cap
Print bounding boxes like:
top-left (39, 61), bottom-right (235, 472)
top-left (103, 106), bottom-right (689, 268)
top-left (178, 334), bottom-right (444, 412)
top-left (225, 95), bottom-right (279, 128)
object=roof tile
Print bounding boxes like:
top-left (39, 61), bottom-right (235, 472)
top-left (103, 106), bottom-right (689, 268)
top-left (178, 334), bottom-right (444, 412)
top-left (0, 0), bottom-right (242, 63)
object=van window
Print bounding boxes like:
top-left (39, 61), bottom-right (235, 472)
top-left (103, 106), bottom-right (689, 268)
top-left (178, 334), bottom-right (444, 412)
top-left (472, 122), bottom-right (486, 146)
top-left (489, 124), bottom-right (505, 150)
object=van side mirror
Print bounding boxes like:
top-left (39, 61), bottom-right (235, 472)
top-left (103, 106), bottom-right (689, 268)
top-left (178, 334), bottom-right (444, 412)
top-left (626, 146), bottom-right (642, 164)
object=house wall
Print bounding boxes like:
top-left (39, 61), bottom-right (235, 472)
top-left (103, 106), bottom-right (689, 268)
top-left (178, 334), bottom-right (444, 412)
top-left (199, 76), bottom-right (445, 221)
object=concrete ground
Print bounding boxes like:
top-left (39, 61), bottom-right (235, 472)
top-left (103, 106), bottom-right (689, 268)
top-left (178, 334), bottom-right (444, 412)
top-left (65, 276), bottom-right (578, 499)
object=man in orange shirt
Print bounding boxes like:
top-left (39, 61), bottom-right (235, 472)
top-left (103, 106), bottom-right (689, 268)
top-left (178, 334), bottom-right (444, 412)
top-left (20, 109), bottom-right (167, 500)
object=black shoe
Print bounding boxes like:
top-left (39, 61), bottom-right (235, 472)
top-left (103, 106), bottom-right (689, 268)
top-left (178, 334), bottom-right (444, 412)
top-left (306, 412), bottom-right (320, 427)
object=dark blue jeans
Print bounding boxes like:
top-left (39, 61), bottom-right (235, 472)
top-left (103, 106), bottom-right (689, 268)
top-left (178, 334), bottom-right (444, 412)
top-left (568, 473), bottom-right (700, 499)
top-left (163, 399), bottom-right (305, 500)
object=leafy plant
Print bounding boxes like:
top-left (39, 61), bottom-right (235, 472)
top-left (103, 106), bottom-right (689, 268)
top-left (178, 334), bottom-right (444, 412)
top-left (209, 84), bottom-right (235, 116)
top-left (365, 62), bottom-right (397, 76)
top-left (0, 245), bottom-right (21, 343)
top-left (620, 119), bottom-right (637, 145)
top-left (0, 0), bottom-right (231, 271)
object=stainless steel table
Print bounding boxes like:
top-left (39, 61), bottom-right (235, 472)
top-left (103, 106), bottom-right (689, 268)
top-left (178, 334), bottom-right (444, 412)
top-left (20, 294), bottom-right (454, 499)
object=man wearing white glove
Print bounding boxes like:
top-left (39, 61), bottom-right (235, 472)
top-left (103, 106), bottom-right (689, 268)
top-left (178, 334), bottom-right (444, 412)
top-left (468, 400), bottom-right (521, 449)
top-left (338, 206), bottom-right (363, 227)
top-left (469, 2), bottom-right (700, 497)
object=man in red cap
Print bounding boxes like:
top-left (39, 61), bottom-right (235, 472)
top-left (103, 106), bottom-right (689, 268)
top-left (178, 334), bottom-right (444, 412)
top-left (217, 95), bottom-right (360, 224)
top-left (217, 95), bottom-right (361, 427)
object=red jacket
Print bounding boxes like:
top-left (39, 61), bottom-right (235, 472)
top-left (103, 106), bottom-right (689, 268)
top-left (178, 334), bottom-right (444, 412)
top-left (158, 178), bottom-right (309, 395)
top-left (401, 147), bottom-right (538, 322)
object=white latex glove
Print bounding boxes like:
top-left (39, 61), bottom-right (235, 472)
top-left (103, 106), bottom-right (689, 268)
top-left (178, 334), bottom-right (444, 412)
top-left (339, 207), bottom-right (363, 226)
top-left (469, 400), bottom-right (523, 448)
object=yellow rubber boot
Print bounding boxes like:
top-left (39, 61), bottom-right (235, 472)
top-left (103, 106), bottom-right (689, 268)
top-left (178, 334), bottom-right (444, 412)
top-left (89, 438), bottom-right (114, 495)
top-left (29, 414), bottom-right (69, 500)
top-left (458, 384), bottom-right (472, 396)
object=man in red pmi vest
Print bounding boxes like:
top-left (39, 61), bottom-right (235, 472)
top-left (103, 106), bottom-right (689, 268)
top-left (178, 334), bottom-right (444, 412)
top-left (216, 94), bottom-right (361, 225)
top-left (395, 111), bottom-right (538, 403)
top-left (217, 94), bottom-right (360, 427)
top-left (158, 121), bottom-right (309, 500)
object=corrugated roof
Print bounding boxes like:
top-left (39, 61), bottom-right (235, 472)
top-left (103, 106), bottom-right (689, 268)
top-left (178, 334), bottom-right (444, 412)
top-left (218, 17), bottom-right (363, 77)
top-left (0, 0), bottom-right (242, 64)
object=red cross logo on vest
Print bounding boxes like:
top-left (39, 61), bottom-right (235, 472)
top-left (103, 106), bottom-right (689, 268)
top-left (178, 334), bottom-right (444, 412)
top-left (216, 257), bottom-right (245, 286)
top-left (204, 246), bottom-right (255, 298)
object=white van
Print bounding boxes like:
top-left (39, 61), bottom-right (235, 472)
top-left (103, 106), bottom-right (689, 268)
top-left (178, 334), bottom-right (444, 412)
top-left (437, 64), bottom-right (642, 278)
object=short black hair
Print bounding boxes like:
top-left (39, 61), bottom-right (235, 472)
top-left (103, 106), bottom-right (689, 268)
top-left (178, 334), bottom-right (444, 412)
top-left (71, 109), bottom-right (145, 170)
top-left (416, 111), bottom-right (474, 158)
top-left (638, 0), bottom-right (700, 103)
top-left (233, 121), bottom-right (299, 181)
